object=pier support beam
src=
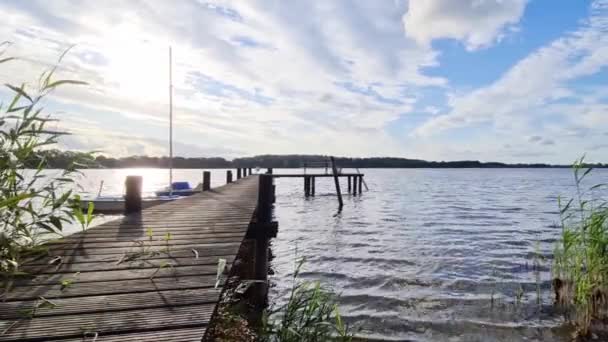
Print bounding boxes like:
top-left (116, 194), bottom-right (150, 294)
top-left (248, 167), bottom-right (252, 175)
top-left (237, 168), bottom-right (242, 180)
top-left (358, 176), bottom-right (363, 195)
top-left (202, 171), bottom-right (211, 191)
top-left (226, 170), bottom-right (233, 184)
top-left (353, 175), bottom-right (358, 195)
top-left (267, 168), bottom-right (273, 175)
top-left (304, 176), bottom-right (310, 197)
top-left (311, 176), bottom-right (315, 196)
top-left (347, 176), bottom-right (351, 193)
top-left (125, 176), bottom-right (142, 214)
top-left (330, 157), bottom-right (344, 210)
top-left (252, 174), bottom-right (274, 308)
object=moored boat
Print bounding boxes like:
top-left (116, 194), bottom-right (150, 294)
top-left (154, 181), bottom-right (202, 197)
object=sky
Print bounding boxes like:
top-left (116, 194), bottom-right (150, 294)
top-left (0, 0), bottom-right (607, 164)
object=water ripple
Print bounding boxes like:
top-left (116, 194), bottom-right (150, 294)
top-left (269, 168), bottom-right (608, 341)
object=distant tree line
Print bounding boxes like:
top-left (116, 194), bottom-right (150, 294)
top-left (33, 150), bottom-right (608, 169)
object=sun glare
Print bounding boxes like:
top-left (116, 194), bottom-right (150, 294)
top-left (104, 42), bottom-right (169, 101)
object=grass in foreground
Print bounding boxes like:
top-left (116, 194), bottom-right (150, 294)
top-left (553, 157), bottom-right (608, 339)
top-left (260, 258), bottom-right (352, 342)
top-left (0, 44), bottom-right (95, 296)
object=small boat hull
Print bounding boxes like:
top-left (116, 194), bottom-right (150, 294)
top-left (154, 189), bottom-right (199, 197)
top-left (154, 182), bottom-right (202, 197)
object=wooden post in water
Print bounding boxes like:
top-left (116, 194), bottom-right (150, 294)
top-left (202, 171), bottom-right (211, 191)
top-left (304, 176), bottom-right (310, 197)
top-left (237, 168), bottom-right (242, 180)
top-left (253, 174), bottom-right (273, 307)
top-left (267, 168), bottom-right (273, 174)
top-left (330, 157), bottom-right (343, 209)
top-left (226, 170), bottom-right (233, 184)
top-left (347, 176), bottom-right (351, 193)
top-left (353, 175), bottom-right (358, 195)
top-left (125, 176), bottom-right (142, 214)
top-left (249, 167), bottom-right (252, 175)
top-left (311, 176), bottom-right (316, 196)
top-left (358, 176), bottom-right (363, 195)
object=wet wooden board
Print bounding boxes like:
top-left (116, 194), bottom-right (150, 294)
top-left (22, 255), bottom-right (236, 274)
top-left (4, 276), bottom-right (225, 301)
top-left (24, 246), bottom-right (241, 266)
top-left (0, 288), bottom-right (222, 319)
top-left (0, 305), bottom-right (214, 341)
top-left (0, 177), bottom-right (259, 342)
top-left (57, 327), bottom-right (206, 342)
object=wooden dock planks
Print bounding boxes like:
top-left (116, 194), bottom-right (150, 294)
top-left (0, 176), bottom-right (260, 342)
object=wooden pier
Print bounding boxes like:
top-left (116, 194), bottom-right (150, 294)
top-left (0, 175), bottom-right (271, 342)
top-left (0, 161), bottom-right (364, 341)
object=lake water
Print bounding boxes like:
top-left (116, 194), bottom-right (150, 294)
top-left (73, 168), bottom-right (608, 342)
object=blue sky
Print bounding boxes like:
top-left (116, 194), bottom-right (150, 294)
top-left (0, 0), bottom-right (607, 163)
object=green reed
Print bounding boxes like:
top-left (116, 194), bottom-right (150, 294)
top-left (553, 157), bottom-right (608, 338)
top-left (0, 44), bottom-right (94, 296)
top-left (260, 257), bottom-right (352, 342)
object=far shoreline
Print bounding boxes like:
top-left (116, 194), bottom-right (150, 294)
top-left (40, 150), bottom-right (608, 169)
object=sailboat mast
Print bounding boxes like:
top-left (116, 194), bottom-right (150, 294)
top-left (169, 46), bottom-right (174, 195)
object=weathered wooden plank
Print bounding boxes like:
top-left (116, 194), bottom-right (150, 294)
top-left (4, 275), bottom-right (223, 301)
top-left (0, 304), bottom-right (214, 342)
top-left (22, 254), bottom-right (234, 274)
top-left (61, 227), bottom-right (247, 240)
top-left (77, 216), bottom-right (255, 227)
top-left (0, 288), bottom-right (222, 319)
top-left (24, 245), bottom-right (241, 266)
top-left (101, 218), bottom-right (254, 226)
top-left (15, 264), bottom-right (225, 287)
top-left (40, 241), bottom-right (241, 256)
top-left (56, 327), bottom-right (206, 342)
top-left (47, 234), bottom-right (245, 250)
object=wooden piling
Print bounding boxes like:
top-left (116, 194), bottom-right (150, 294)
top-left (267, 168), bottom-right (273, 174)
top-left (249, 167), bottom-right (252, 175)
top-left (124, 176), bottom-right (142, 214)
top-left (311, 176), bottom-right (316, 196)
top-left (330, 157), bottom-right (344, 209)
top-left (202, 171), bottom-right (211, 191)
top-left (253, 174), bottom-right (273, 307)
top-left (353, 175), bottom-right (358, 195)
top-left (347, 176), bottom-right (351, 193)
top-left (237, 168), bottom-right (242, 179)
top-left (227, 170), bottom-right (233, 184)
top-left (358, 176), bottom-right (363, 195)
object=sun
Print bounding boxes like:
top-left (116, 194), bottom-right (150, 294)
top-left (104, 41), bottom-right (169, 102)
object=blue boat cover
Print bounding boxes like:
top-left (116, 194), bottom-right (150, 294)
top-left (172, 181), bottom-right (192, 190)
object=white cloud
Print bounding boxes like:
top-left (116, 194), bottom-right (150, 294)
top-left (0, 0), bottom-right (446, 158)
top-left (0, 0), bottom-right (606, 164)
top-left (415, 0), bottom-right (608, 140)
top-left (403, 0), bottom-right (527, 50)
